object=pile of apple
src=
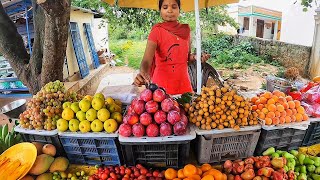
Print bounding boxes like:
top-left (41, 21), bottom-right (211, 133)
top-left (57, 93), bottom-right (123, 134)
top-left (119, 84), bottom-right (188, 137)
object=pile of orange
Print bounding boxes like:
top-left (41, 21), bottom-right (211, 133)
top-left (164, 164), bottom-right (227, 180)
top-left (251, 90), bottom-right (308, 125)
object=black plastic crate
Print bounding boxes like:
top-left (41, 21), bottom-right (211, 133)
top-left (196, 129), bottom-right (261, 164)
top-left (120, 141), bottom-right (191, 168)
top-left (303, 120), bottom-right (320, 146)
top-left (255, 128), bottom-right (306, 155)
top-left (59, 136), bottom-right (121, 166)
top-left (20, 133), bottom-right (65, 156)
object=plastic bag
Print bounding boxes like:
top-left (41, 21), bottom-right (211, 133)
top-left (302, 85), bottom-right (320, 104)
top-left (301, 102), bottom-right (320, 118)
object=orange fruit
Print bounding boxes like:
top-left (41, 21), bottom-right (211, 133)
top-left (267, 104), bottom-right (276, 112)
top-left (251, 97), bottom-right (259, 103)
top-left (285, 96), bottom-right (293, 101)
top-left (260, 97), bottom-right (267, 104)
top-left (258, 104), bottom-right (264, 110)
top-left (291, 115), bottom-right (296, 122)
top-left (183, 164), bottom-right (197, 177)
top-left (259, 113), bottom-right (266, 119)
top-left (197, 168), bottom-right (203, 176)
top-left (252, 105), bottom-right (257, 111)
top-left (178, 169), bottom-right (186, 179)
top-left (292, 109), bottom-right (297, 115)
top-left (282, 103), bottom-right (289, 109)
top-left (295, 113), bottom-right (303, 122)
top-left (297, 106), bottom-right (305, 114)
top-left (189, 175), bottom-right (201, 180)
top-left (285, 116), bottom-right (291, 123)
top-left (275, 111), bottom-right (281, 117)
top-left (183, 178), bottom-right (192, 180)
top-left (279, 117), bottom-right (285, 124)
top-left (272, 95), bottom-right (279, 102)
top-left (165, 168), bottom-right (178, 180)
top-left (280, 111), bottom-right (287, 117)
top-left (303, 114), bottom-right (309, 121)
top-left (266, 112), bottom-right (275, 118)
top-left (278, 97), bottom-right (287, 104)
top-left (286, 109), bottom-right (293, 116)
top-left (264, 92), bottom-right (273, 99)
top-left (294, 100), bottom-right (301, 108)
top-left (265, 118), bottom-right (272, 125)
top-left (222, 174), bottom-right (227, 180)
top-left (272, 117), bottom-right (280, 125)
top-left (262, 108), bottom-right (269, 114)
top-left (201, 175), bottom-right (215, 180)
top-left (267, 98), bottom-right (276, 105)
top-left (173, 179), bottom-right (182, 180)
top-left (288, 101), bottom-right (296, 109)
top-left (202, 169), bottom-right (223, 180)
top-left (277, 105), bottom-right (285, 112)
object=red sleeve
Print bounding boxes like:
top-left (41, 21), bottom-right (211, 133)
top-left (148, 26), bottom-right (160, 44)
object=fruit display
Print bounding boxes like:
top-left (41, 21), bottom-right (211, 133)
top-left (89, 164), bottom-right (166, 180)
top-left (19, 80), bottom-right (82, 130)
top-left (251, 90), bottom-right (309, 125)
top-left (57, 93), bottom-right (123, 134)
top-left (119, 84), bottom-right (188, 137)
top-left (164, 163), bottom-right (226, 180)
top-left (299, 144), bottom-right (320, 157)
top-left (19, 142), bottom-right (74, 179)
top-left (0, 124), bottom-right (22, 153)
top-left (301, 84), bottom-right (320, 118)
top-left (185, 85), bottom-right (258, 130)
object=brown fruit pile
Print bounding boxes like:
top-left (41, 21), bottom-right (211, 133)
top-left (184, 85), bottom-right (258, 130)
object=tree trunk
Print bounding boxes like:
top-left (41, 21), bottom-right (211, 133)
top-left (0, 0), bottom-right (71, 94)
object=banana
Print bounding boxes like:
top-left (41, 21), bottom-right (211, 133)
top-left (1, 124), bottom-right (8, 141)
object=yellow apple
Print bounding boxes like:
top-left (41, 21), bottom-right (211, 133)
top-left (104, 119), bottom-right (118, 133)
top-left (79, 120), bottom-right (91, 133)
top-left (69, 119), bottom-right (80, 132)
top-left (83, 95), bottom-right (93, 102)
top-left (62, 107), bottom-right (74, 120)
top-left (92, 98), bottom-right (104, 111)
top-left (70, 102), bottom-right (80, 113)
top-left (76, 111), bottom-right (86, 121)
top-left (57, 118), bottom-right (68, 132)
top-left (79, 99), bottom-right (91, 112)
top-left (111, 112), bottom-right (123, 124)
top-left (114, 99), bottom-right (122, 107)
top-left (94, 93), bottom-right (105, 101)
top-left (91, 119), bottom-right (104, 132)
top-left (86, 108), bottom-right (97, 121)
top-left (97, 108), bottom-right (110, 122)
top-left (62, 102), bottom-right (72, 109)
top-left (108, 104), bottom-right (121, 113)
top-left (105, 97), bottom-right (115, 105)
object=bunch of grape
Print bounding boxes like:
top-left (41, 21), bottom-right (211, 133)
top-left (19, 80), bottom-right (82, 130)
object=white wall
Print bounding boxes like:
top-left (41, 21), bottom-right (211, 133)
top-left (93, 18), bottom-right (109, 52)
top-left (263, 21), bottom-right (273, 39)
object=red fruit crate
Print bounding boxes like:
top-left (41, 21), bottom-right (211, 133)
top-left (119, 127), bottom-right (196, 168)
top-left (195, 125), bottom-right (261, 164)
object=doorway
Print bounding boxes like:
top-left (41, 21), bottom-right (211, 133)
top-left (256, 19), bottom-right (264, 38)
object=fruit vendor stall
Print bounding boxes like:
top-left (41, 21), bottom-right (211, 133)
top-left (0, 74), bottom-right (318, 180)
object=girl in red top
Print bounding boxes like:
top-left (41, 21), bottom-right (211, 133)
top-left (134, 0), bottom-right (210, 95)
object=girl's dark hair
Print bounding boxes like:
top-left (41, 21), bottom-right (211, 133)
top-left (159, 0), bottom-right (181, 10)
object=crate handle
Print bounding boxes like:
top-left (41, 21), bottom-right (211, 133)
top-left (221, 152), bottom-right (237, 160)
top-left (203, 135), bottom-right (212, 141)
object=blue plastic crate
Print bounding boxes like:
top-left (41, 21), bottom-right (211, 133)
top-left (60, 136), bottom-right (121, 166)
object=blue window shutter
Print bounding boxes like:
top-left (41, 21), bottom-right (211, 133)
top-left (84, 23), bottom-right (100, 69)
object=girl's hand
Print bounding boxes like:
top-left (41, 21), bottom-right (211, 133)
top-left (134, 72), bottom-right (150, 86)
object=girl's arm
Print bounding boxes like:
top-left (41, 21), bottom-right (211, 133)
top-left (134, 40), bottom-right (157, 86)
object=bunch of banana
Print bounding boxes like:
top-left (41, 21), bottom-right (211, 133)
top-left (0, 124), bottom-right (22, 154)
top-left (0, 156), bottom-right (30, 179)
top-left (299, 143), bottom-right (320, 156)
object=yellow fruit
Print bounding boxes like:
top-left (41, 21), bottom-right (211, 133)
top-left (36, 173), bottom-right (53, 180)
top-left (21, 175), bottom-right (35, 180)
top-left (31, 142), bottom-right (44, 155)
top-left (105, 97), bottom-right (115, 105)
top-left (62, 108), bottom-right (74, 120)
top-left (97, 108), bottom-right (110, 122)
top-left (114, 99), bottom-right (122, 106)
top-left (104, 119), bottom-right (118, 133)
top-left (49, 157), bottom-right (69, 172)
top-left (29, 154), bottom-right (54, 175)
top-left (42, 144), bottom-right (56, 157)
top-left (111, 112), bottom-right (123, 124)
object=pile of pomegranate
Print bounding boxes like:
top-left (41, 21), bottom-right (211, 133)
top-left (119, 84), bottom-right (188, 137)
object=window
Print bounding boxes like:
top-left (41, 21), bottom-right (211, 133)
top-left (243, 17), bottom-right (249, 30)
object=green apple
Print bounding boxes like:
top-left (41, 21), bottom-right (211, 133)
top-left (76, 111), bottom-right (86, 121)
top-left (62, 102), bottom-right (72, 109)
top-left (86, 108), bottom-right (97, 121)
top-left (70, 102), bottom-right (80, 113)
top-left (62, 107), bottom-right (74, 120)
top-left (79, 120), bottom-right (91, 133)
top-left (92, 97), bottom-right (105, 111)
top-left (93, 93), bottom-right (105, 101)
top-left (91, 119), bottom-right (104, 132)
top-left (104, 119), bottom-right (118, 133)
top-left (57, 118), bottom-right (68, 132)
top-left (83, 95), bottom-right (93, 102)
top-left (69, 119), bottom-right (80, 132)
top-left (111, 112), bottom-right (123, 124)
top-left (97, 108), bottom-right (110, 122)
top-left (79, 99), bottom-right (91, 112)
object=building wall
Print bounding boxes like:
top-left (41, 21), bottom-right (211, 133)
top-left (64, 10), bottom-right (94, 79)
